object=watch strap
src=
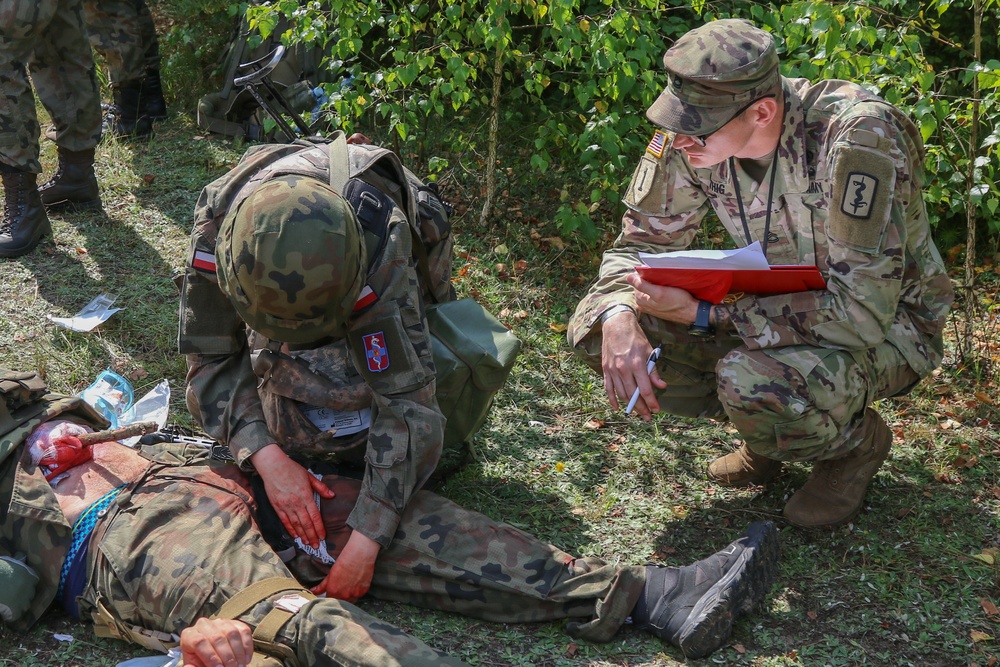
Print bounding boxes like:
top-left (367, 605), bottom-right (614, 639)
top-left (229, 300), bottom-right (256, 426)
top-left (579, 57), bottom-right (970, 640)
top-left (687, 300), bottom-right (715, 337)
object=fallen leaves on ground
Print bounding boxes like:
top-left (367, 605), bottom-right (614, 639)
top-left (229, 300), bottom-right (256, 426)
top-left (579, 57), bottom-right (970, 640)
top-left (971, 630), bottom-right (994, 643)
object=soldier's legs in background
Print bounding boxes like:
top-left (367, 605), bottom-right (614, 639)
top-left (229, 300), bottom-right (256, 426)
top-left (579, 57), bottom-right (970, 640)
top-left (134, 0), bottom-right (167, 119)
top-left (0, 0), bottom-right (55, 174)
top-left (81, 0), bottom-right (152, 137)
top-left (0, 0), bottom-right (59, 256)
top-left (81, 0), bottom-right (145, 87)
top-left (30, 0), bottom-right (102, 152)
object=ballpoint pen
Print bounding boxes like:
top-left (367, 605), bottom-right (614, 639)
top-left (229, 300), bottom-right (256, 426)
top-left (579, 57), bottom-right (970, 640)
top-left (625, 345), bottom-right (662, 414)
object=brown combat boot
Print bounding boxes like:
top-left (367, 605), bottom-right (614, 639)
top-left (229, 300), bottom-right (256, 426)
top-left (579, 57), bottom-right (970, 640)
top-left (39, 147), bottom-right (101, 209)
top-left (0, 170), bottom-right (52, 258)
top-left (783, 408), bottom-right (893, 529)
top-left (707, 443), bottom-right (783, 486)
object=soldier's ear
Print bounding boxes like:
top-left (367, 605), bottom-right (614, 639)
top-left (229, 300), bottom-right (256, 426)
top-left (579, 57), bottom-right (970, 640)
top-left (749, 97), bottom-right (780, 127)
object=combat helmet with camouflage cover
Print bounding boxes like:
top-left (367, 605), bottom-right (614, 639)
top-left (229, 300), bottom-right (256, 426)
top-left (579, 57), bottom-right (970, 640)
top-left (217, 174), bottom-right (366, 345)
top-left (646, 18), bottom-right (781, 137)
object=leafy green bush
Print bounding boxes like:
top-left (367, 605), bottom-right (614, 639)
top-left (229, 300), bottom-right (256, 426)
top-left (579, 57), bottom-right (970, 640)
top-left (750, 0), bottom-right (1000, 252)
top-left (226, 0), bottom-right (998, 250)
top-left (156, 0), bottom-right (248, 109)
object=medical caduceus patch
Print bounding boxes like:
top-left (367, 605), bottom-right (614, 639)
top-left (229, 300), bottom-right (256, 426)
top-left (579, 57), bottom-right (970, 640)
top-left (363, 332), bottom-right (390, 372)
top-left (840, 171), bottom-right (879, 219)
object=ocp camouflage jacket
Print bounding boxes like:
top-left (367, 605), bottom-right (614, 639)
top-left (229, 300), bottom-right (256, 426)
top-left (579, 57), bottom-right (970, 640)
top-left (570, 77), bottom-right (953, 377)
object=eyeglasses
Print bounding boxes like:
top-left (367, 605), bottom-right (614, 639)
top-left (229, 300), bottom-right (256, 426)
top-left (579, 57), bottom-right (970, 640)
top-left (688, 94), bottom-right (776, 147)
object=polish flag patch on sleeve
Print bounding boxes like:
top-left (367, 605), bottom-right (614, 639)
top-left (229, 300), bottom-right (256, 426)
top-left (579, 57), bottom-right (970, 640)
top-left (192, 250), bottom-right (217, 273)
top-left (353, 284), bottom-right (378, 311)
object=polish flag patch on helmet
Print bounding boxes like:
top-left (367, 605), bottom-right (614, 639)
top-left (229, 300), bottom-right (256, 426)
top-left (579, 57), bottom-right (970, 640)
top-left (363, 332), bottom-right (390, 372)
top-left (192, 250), bottom-right (217, 272)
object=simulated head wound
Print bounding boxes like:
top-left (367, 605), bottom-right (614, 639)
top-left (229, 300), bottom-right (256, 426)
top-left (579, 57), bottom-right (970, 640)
top-left (646, 19), bottom-right (781, 136)
top-left (217, 175), bottom-right (366, 344)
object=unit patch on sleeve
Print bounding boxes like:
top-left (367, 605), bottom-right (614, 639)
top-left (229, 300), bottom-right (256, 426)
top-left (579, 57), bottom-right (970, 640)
top-left (839, 172), bottom-right (879, 219)
top-left (828, 144), bottom-right (895, 255)
top-left (624, 156), bottom-right (659, 208)
top-left (362, 332), bottom-right (390, 372)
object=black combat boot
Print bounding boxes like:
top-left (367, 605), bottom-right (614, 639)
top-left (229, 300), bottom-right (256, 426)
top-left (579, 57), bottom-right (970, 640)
top-left (141, 69), bottom-right (168, 120)
top-left (0, 170), bottom-right (52, 258)
top-left (631, 521), bottom-right (779, 659)
top-left (38, 147), bottom-right (101, 209)
top-left (103, 80), bottom-right (153, 139)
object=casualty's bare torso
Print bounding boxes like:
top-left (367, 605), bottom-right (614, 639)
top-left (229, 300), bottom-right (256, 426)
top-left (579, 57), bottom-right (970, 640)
top-left (54, 442), bottom-right (149, 525)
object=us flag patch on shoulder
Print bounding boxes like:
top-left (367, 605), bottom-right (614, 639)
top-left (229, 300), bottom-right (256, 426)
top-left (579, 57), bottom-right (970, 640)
top-left (192, 250), bottom-right (216, 272)
top-left (646, 130), bottom-right (669, 158)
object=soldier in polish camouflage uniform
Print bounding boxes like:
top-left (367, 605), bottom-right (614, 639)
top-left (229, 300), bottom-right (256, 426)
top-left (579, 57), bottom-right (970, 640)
top-left (179, 136), bottom-right (456, 607)
top-left (568, 19), bottom-right (953, 529)
top-left (0, 380), bottom-right (779, 662)
top-left (0, 0), bottom-right (103, 258)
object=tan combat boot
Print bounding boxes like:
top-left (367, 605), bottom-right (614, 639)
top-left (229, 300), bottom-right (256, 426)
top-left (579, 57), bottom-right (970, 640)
top-left (707, 443), bottom-right (783, 486)
top-left (783, 408), bottom-right (892, 528)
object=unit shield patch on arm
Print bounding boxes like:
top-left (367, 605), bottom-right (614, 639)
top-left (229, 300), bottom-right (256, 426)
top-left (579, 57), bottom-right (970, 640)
top-left (828, 140), bottom-right (895, 255)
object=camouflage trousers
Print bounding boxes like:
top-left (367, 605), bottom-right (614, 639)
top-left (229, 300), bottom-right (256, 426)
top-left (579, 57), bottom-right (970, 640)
top-left (0, 0), bottom-right (102, 172)
top-left (79, 458), bottom-right (644, 665)
top-left (82, 0), bottom-right (160, 87)
top-left (574, 314), bottom-right (920, 461)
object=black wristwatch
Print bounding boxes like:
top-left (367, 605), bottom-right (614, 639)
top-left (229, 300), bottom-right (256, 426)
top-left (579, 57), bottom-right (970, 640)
top-left (687, 300), bottom-right (715, 338)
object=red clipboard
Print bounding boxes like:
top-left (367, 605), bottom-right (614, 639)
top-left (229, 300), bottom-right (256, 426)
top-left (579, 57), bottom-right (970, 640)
top-left (634, 265), bottom-right (826, 304)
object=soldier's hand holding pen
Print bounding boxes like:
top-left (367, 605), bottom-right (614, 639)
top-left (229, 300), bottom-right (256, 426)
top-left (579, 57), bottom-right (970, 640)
top-left (600, 309), bottom-right (666, 420)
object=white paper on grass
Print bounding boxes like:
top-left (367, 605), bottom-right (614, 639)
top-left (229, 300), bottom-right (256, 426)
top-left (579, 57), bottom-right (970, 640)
top-left (119, 380), bottom-right (170, 446)
top-left (638, 241), bottom-right (771, 271)
top-left (48, 293), bottom-right (123, 332)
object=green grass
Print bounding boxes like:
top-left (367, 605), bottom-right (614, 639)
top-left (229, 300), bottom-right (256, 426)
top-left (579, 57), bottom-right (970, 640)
top-left (2, 103), bottom-right (999, 667)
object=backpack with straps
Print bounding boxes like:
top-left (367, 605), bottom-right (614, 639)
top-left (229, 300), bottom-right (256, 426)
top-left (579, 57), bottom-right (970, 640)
top-left (197, 9), bottom-right (335, 142)
top-left (325, 134), bottom-right (522, 471)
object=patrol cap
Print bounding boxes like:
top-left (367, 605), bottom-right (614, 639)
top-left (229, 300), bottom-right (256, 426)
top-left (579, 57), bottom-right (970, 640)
top-left (646, 19), bottom-right (780, 136)
top-left (217, 174), bottom-right (366, 345)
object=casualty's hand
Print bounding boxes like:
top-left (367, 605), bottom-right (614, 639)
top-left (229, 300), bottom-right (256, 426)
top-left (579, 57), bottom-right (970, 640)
top-left (179, 617), bottom-right (253, 667)
top-left (601, 308), bottom-right (666, 420)
top-left (311, 531), bottom-right (381, 603)
top-left (627, 272), bottom-right (700, 324)
top-left (251, 444), bottom-right (335, 549)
